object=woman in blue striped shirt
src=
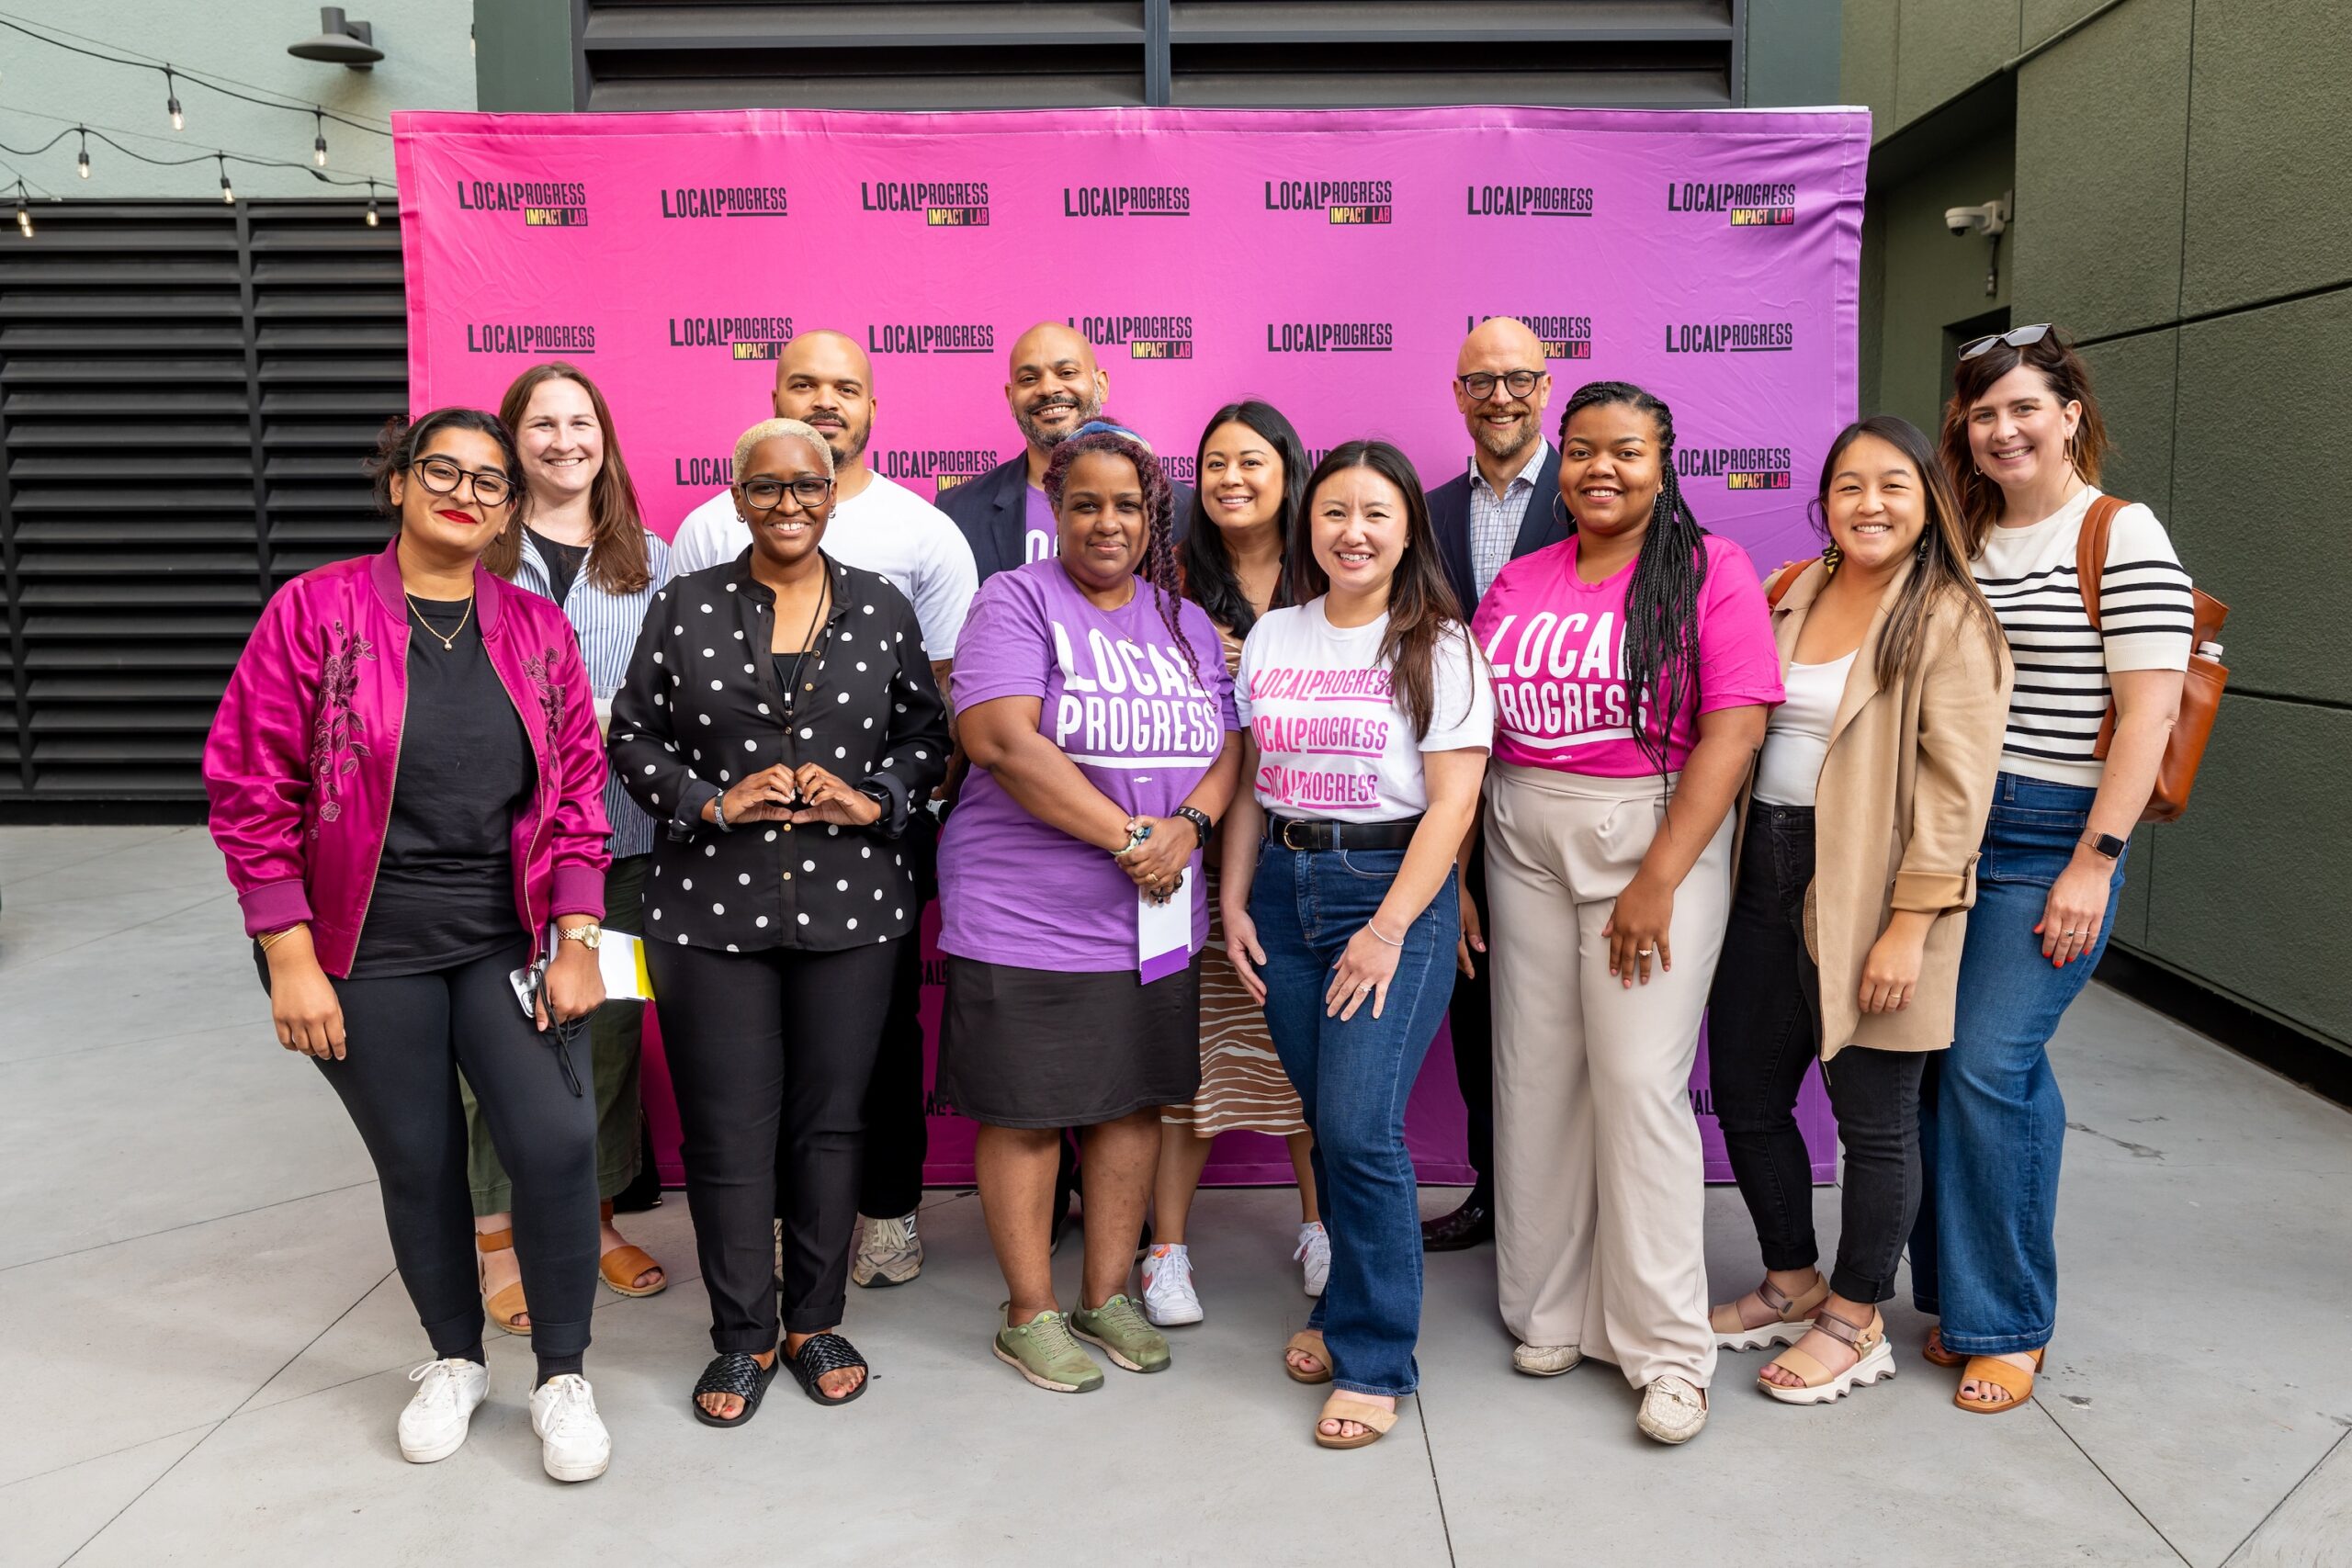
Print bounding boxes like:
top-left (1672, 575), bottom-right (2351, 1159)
top-left (462, 361), bottom-right (675, 1332)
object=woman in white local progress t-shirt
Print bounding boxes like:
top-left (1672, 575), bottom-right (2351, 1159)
top-left (1219, 440), bottom-right (1492, 1451)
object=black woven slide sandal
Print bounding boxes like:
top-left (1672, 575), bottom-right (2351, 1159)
top-left (785, 1332), bottom-right (871, 1407)
top-left (691, 1350), bottom-right (779, 1428)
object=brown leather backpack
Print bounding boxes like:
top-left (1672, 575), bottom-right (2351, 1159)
top-left (2076, 495), bottom-right (2227, 822)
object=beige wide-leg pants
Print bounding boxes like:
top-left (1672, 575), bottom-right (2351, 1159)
top-left (1486, 762), bottom-right (1733, 1391)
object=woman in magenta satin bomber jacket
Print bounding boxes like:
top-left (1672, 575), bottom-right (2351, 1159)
top-left (203, 407), bottom-right (620, 1483)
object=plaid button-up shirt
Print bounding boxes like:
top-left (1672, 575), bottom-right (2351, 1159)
top-left (1468, 438), bottom-right (1550, 598)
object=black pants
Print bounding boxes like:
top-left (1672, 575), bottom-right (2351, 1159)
top-left (1708, 801), bottom-right (1927, 1306)
top-left (286, 944), bottom-right (600, 1361)
top-left (651, 939), bottom-right (897, 1349)
top-left (854, 814), bottom-right (935, 1219)
top-left (1448, 815), bottom-right (1496, 1204)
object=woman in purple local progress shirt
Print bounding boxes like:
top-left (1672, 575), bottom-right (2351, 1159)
top-left (937, 423), bottom-right (1241, 1396)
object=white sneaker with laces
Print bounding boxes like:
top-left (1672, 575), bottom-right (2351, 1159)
top-left (528, 1373), bottom-right (611, 1483)
top-left (1295, 1222), bottom-right (1330, 1298)
top-left (852, 1210), bottom-right (923, 1288)
top-left (1139, 1244), bottom-right (1202, 1326)
top-left (398, 1358), bottom-right (488, 1464)
top-left (1636, 1374), bottom-right (1709, 1445)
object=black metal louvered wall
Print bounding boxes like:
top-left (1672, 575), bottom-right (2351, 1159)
top-left (0, 200), bottom-right (404, 811)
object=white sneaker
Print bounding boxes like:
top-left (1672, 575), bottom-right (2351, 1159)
top-left (1636, 1374), bottom-right (1709, 1445)
top-left (1512, 1343), bottom-right (1582, 1377)
top-left (528, 1373), bottom-right (611, 1483)
top-left (852, 1211), bottom-right (923, 1288)
top-left (397, 1358), bottom-right (488, 1464)
top-left (1139, 1244), bottom-right (1202, 1325)
top-left (1295, 1222), bottom-right (1330, 1298)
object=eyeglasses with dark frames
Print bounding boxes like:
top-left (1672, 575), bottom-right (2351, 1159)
top-left (739, 476), bottom-right (835, 511)
top-left (1959, 322), bottom-right (2054, 361)
top-left (409, 455), bottom-right (515, 508)
top-left (1456, 369), bottom-right (1547, 400)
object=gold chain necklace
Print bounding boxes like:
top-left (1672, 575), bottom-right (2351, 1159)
top-left (404, 592), bottom-right (475, 650)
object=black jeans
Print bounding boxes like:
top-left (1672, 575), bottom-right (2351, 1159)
top-left (650, 939), bottom-right (898, 1349)
top-left (275, 943), bottom-right (600, 1362)
top-left (1708, 801), bottom-right (1926, 1306)
top-left (854, 811), bottom-right (936, 1220)
top-left (1447, 820), bottom-right (1496, 1205)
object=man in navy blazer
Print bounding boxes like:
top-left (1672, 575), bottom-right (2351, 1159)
top-left (1422, 316), bottom-right (1569, 1252)
top-left (940, 319), bottom-right (1193, 582)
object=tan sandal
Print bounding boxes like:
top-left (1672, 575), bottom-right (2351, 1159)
top-left (597, 1200), bottom-right (666, 1297)
top-left (1758, 1307), bottom-right (1895, 1404)
top-left (1955, 1348), bottom-right (2044, 1414)
top-left (1283, 1330), bottom-right (1332, 1384)
top-left (476, 1228), bottom-right (530, 1336)
top-left (1710, 1271), bottom-right (1830, 1351)
top-left (1922, 1325), bottom-right (1964, 1367)
top-left (1313, 1393), bottom-right (1398, 1450)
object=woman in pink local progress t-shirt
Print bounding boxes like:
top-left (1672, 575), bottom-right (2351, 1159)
top-left (936, 424), bottom-right (1241, 1396)
top-left (1471, 381), bottom-right (1782, 1448)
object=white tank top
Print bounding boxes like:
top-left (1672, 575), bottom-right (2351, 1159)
top-left (1753, 650), bottom-right (1858, 808)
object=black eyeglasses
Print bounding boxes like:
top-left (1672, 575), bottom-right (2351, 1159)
top-left (410, 455), bottom-right (514, 508)
top-left (1457, 369), bottom-right (1546, 400)
top-left (1959, 322), bottom-right (2053, 361)
top-left (739, 476), bottom-right (834, 510)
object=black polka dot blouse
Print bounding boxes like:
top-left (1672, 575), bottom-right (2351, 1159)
top-left (608, 551), bottom-right (950, 953)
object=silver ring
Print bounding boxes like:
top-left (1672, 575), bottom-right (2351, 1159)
top-left (1357, 982), bottom-right (1372, 993)
top-left (1636, 947), bottom-right (1656, 956)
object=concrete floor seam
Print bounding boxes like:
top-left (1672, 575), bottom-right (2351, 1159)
top-left (0, 1179), bottom-right (383, 1277)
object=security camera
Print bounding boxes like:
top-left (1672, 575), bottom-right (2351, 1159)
top-left (1946, 195), bottom-right (2010, 238)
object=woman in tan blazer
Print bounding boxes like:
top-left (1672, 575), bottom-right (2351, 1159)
top-left (1702, 415), bottom-right (2009, 1404)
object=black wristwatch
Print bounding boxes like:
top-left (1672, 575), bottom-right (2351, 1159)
top-left (2080, 830), bottom-right (2125, 861)
top-left (1174, 806), bottom-right (1214, 847)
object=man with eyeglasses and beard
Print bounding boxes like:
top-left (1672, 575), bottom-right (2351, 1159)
top-left (1420, 316), bottom-right (1567, 1253)
top-left (672, 329), bottom-right (978, 1293)
top-left (939, 320), bottom-right (1193, 582)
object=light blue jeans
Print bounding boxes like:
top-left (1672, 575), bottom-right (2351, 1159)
top-left (1251, 840), bottom-right (1460, 1398)
top-left (1909, 773), bottom-right (2127, 1355)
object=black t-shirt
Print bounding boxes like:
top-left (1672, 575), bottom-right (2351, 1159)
top-left (349, 595), bottom-right (536, 978)
top-left (529, 528), bottom-right (590, 606)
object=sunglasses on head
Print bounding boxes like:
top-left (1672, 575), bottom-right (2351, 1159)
top-left (1959, 322), bottom-right (2054, 361)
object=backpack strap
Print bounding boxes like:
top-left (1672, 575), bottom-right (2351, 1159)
top-left (2075, 494), bottom-right (2130, 630)
top-left (1765, 558), bottom-right (1818, 608)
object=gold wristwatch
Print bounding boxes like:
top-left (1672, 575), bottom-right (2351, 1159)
top-left (558, 921), bottom-right (605, 950)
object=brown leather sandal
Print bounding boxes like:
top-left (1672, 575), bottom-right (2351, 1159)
top-left (597, 1200), bottom-right (666, 1297)
top-left (1283, 1329), bottom-right (1333, 1384)
top-left (476, 1228), bottom-right (530, 1336)
top-left (1922, 1325), bottom-right (1964, 1367)
top-left (1314, 1393), bottom-right (1399, 1450)
top-left (1955, 1348), bottom-right (2045, 1414)
top-left (1709, 1272), bottom-right (1830, 1351)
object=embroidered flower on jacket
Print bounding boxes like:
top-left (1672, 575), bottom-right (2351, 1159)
top-left (309, 619), bottom-right (375, 831)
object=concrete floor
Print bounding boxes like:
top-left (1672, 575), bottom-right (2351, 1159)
top-left (1, 825), bottom-right (2347, 1568)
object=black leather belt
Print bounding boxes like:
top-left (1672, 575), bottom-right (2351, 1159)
top-left (1264, 813), bottom-right (1424, 852)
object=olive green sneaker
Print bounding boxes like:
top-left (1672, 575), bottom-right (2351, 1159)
top-left (1070, 1294), bottom-right (1171, 1373)
top-left (993, 1309), bottom-right (1104, 1393)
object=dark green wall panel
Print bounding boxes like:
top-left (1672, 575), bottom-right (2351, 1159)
top-left (1894, 0), bottom-right (2018, 124)
top-left (2169, 288), bottom-right (2352, 706)
top-left (1844, 0), bottom-right (1900, 136)
top-left (2011, 0), bottom-right (2190, 339)
top-left (2180, 0), bottom-right (2352, 316)
top-left (2076, 327), bottom-right (2177, 521)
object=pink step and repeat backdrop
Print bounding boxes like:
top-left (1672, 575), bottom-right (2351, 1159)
top-left (394, 105), bottom-right (1867, 1184)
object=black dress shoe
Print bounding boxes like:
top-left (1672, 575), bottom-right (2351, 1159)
top-left (1421, 1199), bottom-right (1494, 1252)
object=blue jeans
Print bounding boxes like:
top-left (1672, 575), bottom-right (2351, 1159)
top-left (1908, 773), bottom-right (2127, 1355)
top-left (1251, 840), bottom-right (1460, 1398)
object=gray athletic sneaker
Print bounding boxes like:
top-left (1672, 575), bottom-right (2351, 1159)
top-left (993, 1309), bottom-right (1104, 1393)
top-left (851, 1211), bottom-right (922, 1288)
top-left (1070, 1293), bottom-right (1171, 1373)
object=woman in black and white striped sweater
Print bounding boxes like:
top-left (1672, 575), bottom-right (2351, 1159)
top-left (1913, 324), bottom-right (2192, 1416)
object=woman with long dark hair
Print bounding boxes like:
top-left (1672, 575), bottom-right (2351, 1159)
top-left (1914, 326), bottom-right (2191, 1413)
top-left (1472, 381), bottom-right (1783, 1446)
top-left (1706, 416), bottom-right (2009, 1404)
top-left (938, 422), bottom-right (1242, 1395)
top-left (1224, 440), bottom-right (1493, 1449)
top-left (463, 361), bottom-right (670, 1337)
top-left (204, 408), bottom-right (616, 1481)
top-left (1146, 400), bottom-right (1328, 1327)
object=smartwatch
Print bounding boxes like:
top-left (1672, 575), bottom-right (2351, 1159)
top-left (2080, 830), bottom-right (2125, 861)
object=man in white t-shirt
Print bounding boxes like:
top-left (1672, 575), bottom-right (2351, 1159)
top-left (670, 329), bottom-right (978, 690)
top-left (668, 328), bottom-right (976, 1289)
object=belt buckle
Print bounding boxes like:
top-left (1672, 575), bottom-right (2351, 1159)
top-left (1282, 818), bottom-right (1311, 852)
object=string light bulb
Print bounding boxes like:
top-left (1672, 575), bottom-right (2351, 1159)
top-left (76, 128), bottom-right (90, 179)
top-left (312, 109), bottom-right (328, 168)
top-left (165, 66), bottom-right (184, 131)
top-left (364, 180), bottom-right (380, 228)
top-left (217, 152), bottom-right (233, 205)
